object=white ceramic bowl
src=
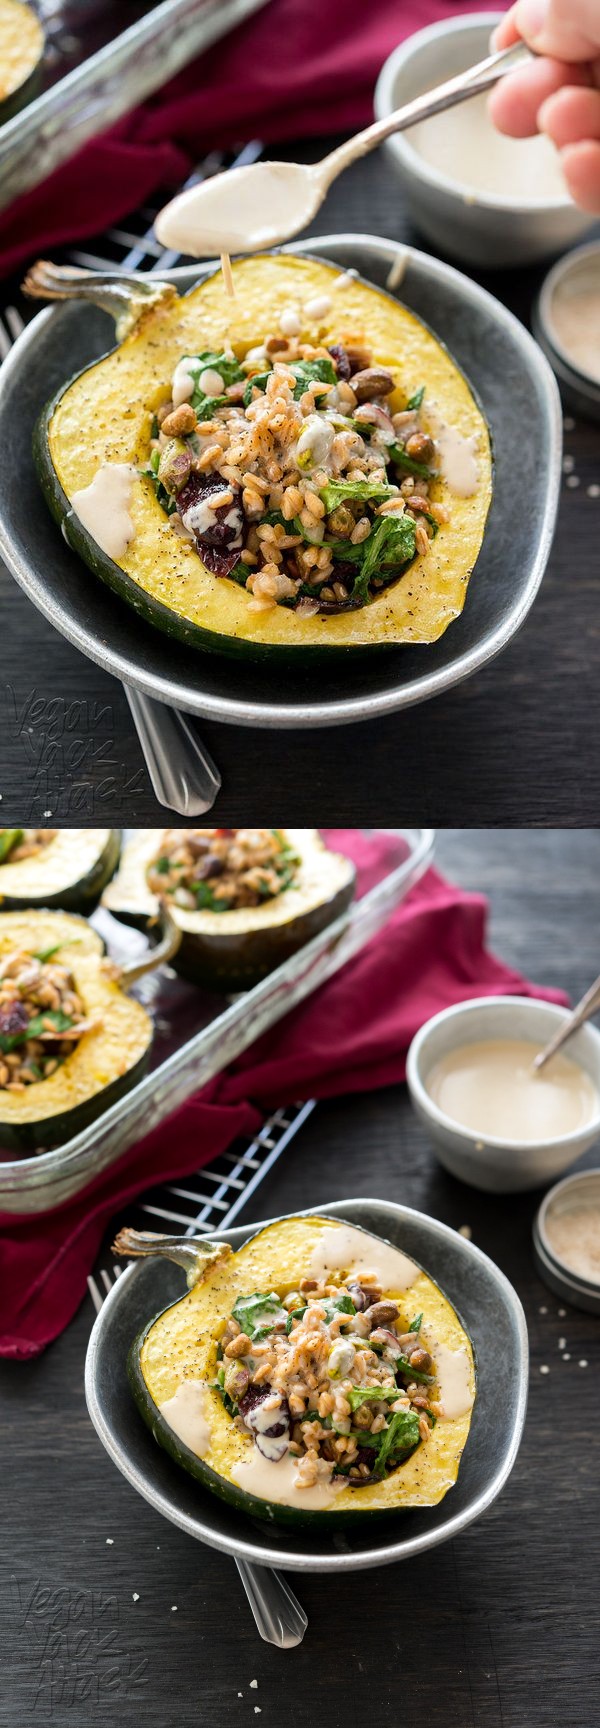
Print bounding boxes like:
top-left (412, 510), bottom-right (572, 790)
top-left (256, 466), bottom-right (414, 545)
top-left (374, 13), bottom-right (594, 269)
top-left (406, 996), bottom-right (600, 1193)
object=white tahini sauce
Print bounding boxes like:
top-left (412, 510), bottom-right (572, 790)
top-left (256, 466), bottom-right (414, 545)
top-left (406, 91), bottom-right (568, 205)
top-left (424, 1337), bottom-right (474, 1420)
top-left (309, 1224), bottom-right (419, 1292)
top-left (304, 293), bottom-right (333, 320)
top-left (426, 402), bottom-right (479, 497)
top-left (172, 356), bottom-right (197, 407)
top-left (159, 1380), bottom-right (212, 1457)
top-left (426, 1038), bottom-right (598, 1143)
top-left (548, 256), bottom-right (600, 385)
top-left (181, 494), bottom-right (243, 547)
top-left (71, 463), bottom-right (136, 560)
top-left (231, 1449), bottom-right (344, 1509)
top-left (155, 161), bottom-right (323, 258)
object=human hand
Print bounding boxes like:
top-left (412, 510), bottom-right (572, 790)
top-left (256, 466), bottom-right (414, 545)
top-left (489, 0), bottom-right (600, 212)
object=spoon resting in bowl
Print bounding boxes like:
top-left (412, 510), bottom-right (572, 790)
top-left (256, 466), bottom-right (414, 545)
top-left (533, 970), bottom-right (600, 1073)
top-left (155, 43), bottom-right (531, 259)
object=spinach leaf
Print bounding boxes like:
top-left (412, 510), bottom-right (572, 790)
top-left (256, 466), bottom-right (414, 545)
top-left (349, 512), bottom-right (416, 601)
top-left (285, 1290), bottom-right (355, 1335)
top-left (0, 1008), bottom-right (74, 1052)
top-left (319, 478), bottom-right (397, 512)
top-left (244, 356), bottom-right (337, 409)
top-left (243, 368), bottom-right (272, 407)
top-left (321, 537), bottom-right (366, 564)
top-left (232, 1290), bottom-right (287, 1342)
top-left (406, 385), bottom-right (425, 410)
top-left (26, 1010), bottom-right (75, 1040)
top-left (409, 1312), bottom-right (423, 1333)
top-left (347, 1386), bottom-right (399, 1412)
top-left (371, 1409), bottom-right (421, 1477)
top-left (389, 441), bottom-right (434, 479)
top-left (0, 829), bottom-right (23, 863)
top-left (185, 349), bottom-right (244, 410)
top-left (193, 882), bottom-right (231, 912)
top-left (395, 1355), bottom-right (435, 1385)
top-left (34, 943), bottom-right (66, 963)
top-left (290, 357), bottom-right (337, 400)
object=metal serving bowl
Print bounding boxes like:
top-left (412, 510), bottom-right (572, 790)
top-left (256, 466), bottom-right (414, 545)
top-left (85, 1196), bottom-right (528, 1573)
top-left (0, 234), bottom-right (560, 728)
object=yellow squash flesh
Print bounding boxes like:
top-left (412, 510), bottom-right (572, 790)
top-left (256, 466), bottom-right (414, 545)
top-left (48, 254), bottom-right (492, 652)
top-left (139, 1214), bottom-right (476, 1520)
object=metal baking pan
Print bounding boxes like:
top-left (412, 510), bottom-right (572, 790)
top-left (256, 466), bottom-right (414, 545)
top-left (0, 828), bottom-right (434, 1214)
top-left (0, 0), bottom-right (269, 214)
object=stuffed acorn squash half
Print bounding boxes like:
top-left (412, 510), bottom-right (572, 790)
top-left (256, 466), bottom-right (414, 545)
top-left (0, 828), bottom-right (120, 913)
top-left (0, 905), bottom-right (179, 1152)
top-left (116, 1213), bottom-right (476, 1526)
top-left (33, 252), bottom-right (492, 661)
top-left (0, 0), bottom-right (44, 124)
top-left (102, 828), bottom-right (355, 991)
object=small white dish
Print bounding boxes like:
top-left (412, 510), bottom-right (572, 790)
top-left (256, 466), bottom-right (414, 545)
top-left (533, 1169), bottom-right (600, 1314)
top-left (406, 996), bottom-right (600, 1193)
top-left (533, 241), bottom-right (600, 424)
top-left (374, 13), bottom-right (594, 269)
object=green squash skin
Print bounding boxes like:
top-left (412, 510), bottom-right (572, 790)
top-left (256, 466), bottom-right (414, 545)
top-left (0, 54), bottom-right (43, 125)
top-left (0, 830), bottom-right (121, 914)
top-left (110, 872), bottom-right (356, 993)
top-left (0, 1045), bottom-right (151, 1154)
top-left (128, 1319), bottom-right (416, 1530)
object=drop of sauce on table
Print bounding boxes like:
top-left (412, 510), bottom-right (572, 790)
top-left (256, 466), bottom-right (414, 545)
top-left (309, 1223), bottom-right (419, 1291)
top-left (159, 1380), bottom-right (212, 1458)
top-left (231, 1448), bottom-right (344, 1509)
top-left (71, 463), bottom-right (136, 560)
top-left (426, 1038), bottom-right (598, 1143)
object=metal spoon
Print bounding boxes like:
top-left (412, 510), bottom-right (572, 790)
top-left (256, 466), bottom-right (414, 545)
top-left (533, 972), bottom-right (600, 1072)
top-left (156, 42), bottom-right (531, 256)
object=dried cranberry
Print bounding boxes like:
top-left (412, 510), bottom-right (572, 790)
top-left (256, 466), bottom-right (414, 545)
top-left (328, 342), bottom-right (352, 382)
top-left (177, 472), bottom-right (245, 577)
top-left (0, 1000), bottom-right (29, 1040)
top-left (238, 1385), bottom-right (270, 1420)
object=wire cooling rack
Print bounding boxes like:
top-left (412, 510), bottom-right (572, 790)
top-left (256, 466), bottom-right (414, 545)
top-left (87, 1096), bottom-right (315, 1311)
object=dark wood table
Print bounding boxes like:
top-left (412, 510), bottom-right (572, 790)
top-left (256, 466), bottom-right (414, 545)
top-left (1, 144), bottom-right (599, 827)
top-left (3, 828), bottom-right (599, 1726)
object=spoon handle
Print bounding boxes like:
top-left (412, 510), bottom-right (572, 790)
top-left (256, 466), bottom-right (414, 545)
top-left (319, 43), bottom-right (531, 188)
top-left (533, 972), bottom-right (600, 1072)
top-left (125, 687), bottom-right (221, 815)
top-left (235, 1560), bottom-right (308, 1647)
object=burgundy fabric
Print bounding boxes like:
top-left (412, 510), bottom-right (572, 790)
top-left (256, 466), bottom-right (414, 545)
top-left (0, 830), bottom-right (566, 1360)
top-left (0, 0), bottom-right (506, 277)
